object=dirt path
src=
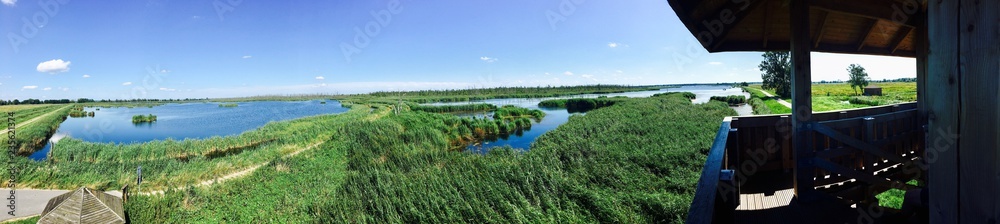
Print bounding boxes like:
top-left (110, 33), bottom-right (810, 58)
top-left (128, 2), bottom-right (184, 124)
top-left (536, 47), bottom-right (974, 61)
top-left (755, 88), bottom-right (792, 108)
top-left (0, 105), bottom-right (72, 135)
top-left (139, 141), bottom-right (325, 196)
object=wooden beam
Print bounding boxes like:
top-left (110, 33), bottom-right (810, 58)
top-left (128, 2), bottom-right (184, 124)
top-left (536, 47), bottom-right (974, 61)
top-left (889, 26), bottom-right (914, 55)
top-left (709, 0), bottom-right (767, 51)
top-left (926, 0), bottom-right (959, 222)
top-left (811, 0), bottom-right (919, 28)
top-left (789, 0), bottom-right (816, 202)
top-left (958, 0), bottom-right (1000, 221)
top-left (857, 19), bottom-right (880, 51)
top-left (761, 2), bottom-right (769, 48)
top-left (813, 11), bottom-right (830, 49)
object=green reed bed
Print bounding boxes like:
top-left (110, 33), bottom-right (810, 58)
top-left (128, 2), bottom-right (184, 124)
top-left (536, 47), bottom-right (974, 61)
top-left (126, 94), bottom-right (733, 223)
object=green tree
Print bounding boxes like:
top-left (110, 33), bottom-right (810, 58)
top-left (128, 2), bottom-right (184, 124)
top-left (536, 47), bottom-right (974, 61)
top-left (758, 51), bottom-right (791, 98)
top-left (847, 64), bottom-right (870, 95)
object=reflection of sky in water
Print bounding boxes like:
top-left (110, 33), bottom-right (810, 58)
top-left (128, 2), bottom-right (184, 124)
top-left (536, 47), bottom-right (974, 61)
top-left (440, 85), bottom-right (753, 153)
top-left (30, 100), bottom-right (348, 161)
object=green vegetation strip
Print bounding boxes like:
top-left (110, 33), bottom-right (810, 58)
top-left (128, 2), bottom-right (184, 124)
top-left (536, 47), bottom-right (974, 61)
top-left (126, 94), bottom-right (735, 223)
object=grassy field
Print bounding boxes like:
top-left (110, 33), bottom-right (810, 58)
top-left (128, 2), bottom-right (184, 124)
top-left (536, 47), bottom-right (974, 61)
top-left (124, 93), bottom-right (734, 223)
top-left (745, 82), bottom-right (916, 114)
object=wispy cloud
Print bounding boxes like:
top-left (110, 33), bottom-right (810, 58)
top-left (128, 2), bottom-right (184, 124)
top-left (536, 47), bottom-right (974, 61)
top-left (21, 85), bottom-right (37, 90)
top-left (563, 71), bottom-right (573, 76)
top-left (315, 76), bottom-right (325, 80)
top-left (1, 0), bottom-right (15, 7)
top-left (82, 74), bottom-right (91, 78)
top-left (42, 87), bottom-right (52, 91)
top-left (708, 61), bottom-right (723, 65)
top-left (242, 55), bottom-right (252, 59)
top-left (608, 42), bottom-right (629, 48)
top-left (159, 87), bottom-right (177, 91)
top-left (122, 82), bottom-right (132, 86)
top-left (37, 59), bottom-right (71, 73)
top-left (581, 74), bottom-right (594, 79)
top-left (479, 56), bottom-right (498, 63)
top-left (160, 69), bottom-right (170, 73)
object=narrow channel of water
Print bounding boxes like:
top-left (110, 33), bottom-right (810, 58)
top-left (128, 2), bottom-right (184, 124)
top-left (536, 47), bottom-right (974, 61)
top-left (426, 85), bottom-right (753, 153)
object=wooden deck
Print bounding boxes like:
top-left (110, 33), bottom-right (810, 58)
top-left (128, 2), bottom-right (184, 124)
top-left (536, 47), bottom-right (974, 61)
top-left (730, 171), bottom-right (926, 224)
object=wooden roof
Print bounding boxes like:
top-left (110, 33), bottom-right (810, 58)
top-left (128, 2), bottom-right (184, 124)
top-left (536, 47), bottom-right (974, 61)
top-left (667, 0), bottom-right (926, 58)
top-left (39, 187), bottom-right (126, 224)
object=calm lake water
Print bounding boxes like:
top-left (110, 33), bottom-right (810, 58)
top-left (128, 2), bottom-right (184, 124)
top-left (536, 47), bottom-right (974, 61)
top-left (29, 86), bottom-right (752, 160)
top-left (427, 85), bottom-right (752, 153)
top-left (29, 100), bottom-right (347, 160)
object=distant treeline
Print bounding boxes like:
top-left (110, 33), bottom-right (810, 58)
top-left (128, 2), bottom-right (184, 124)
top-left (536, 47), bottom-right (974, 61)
top-left (354, 85), bottom-right (663, 103)
top-left (0, 98), bottom-right (209, 106)
top-left (816, 77), bottom-right (917, 83)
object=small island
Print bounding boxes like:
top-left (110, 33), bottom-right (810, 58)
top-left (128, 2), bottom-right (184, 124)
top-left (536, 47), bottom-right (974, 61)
top-left (219, 103), bottom-right (238, 107)
top-left (132, 114), bottom-right (158, 123)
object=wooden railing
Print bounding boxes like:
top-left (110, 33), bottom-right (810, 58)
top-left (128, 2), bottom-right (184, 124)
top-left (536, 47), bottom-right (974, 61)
top-left (687, 102), bottom-right (923, 223)
top-left (686, 118), bottom-right (739, 224)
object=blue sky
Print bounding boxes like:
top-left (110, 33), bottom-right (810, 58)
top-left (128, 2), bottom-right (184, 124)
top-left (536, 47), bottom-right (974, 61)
top-left (0, 0), bottom-right (915, 100)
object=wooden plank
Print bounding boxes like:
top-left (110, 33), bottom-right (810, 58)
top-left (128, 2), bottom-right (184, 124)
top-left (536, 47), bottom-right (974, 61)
top-left (810, 0), bottom-right (919, 28)
top-left (813, 11), bottom-right (830, 48)
top-left (813, 158), bottom-right (907, 191)
top-left (959, 0), bottom-right (1000, 221)
top-left (857, 19), bottom-right (880, 51)
top-left (686, 120), bottom-right (732, 224)
top-left (812, 123), bottom-right (909, 164)
top-left (926, 0), bottom-right (960, 222)
top-left (709, 0), bottom-right (767, 51)
top-left (789, 0), bottom-right (815, 202)
top-left (889, 26), bottom-right (914, 55)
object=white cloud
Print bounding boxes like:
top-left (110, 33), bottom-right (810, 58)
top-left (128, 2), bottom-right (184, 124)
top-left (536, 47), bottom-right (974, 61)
top-left (82, 74), bottom-right (91, 78)
top-left (36, 59), bottom-right (71, 73)
top-left (544, 72), bottom-right (551, 76)
top-left (708, 61), bottom-right (723, 65)
top-left (122, 82), bottom-right (132, 86)
top-left (192, 15), bottom-right (202, 19)
top-left (159, 87), bottom-right (177, 91)
top-left (42, 87), bottom-right (52, 91)
top-left (60, 87), bottom-right (69, 91)
top-left (315, 76), bottom-right (325, 80)
top-left (479, 56), bottom-right (498, 63)
top-left (21, 85), bottom-right (37, 90)
top-left (1, 0), bottom-right (15, 6)
top-left (563, 71), bottom-right (573, 76)
top-left (160, 69), bottom-right (170, 73)
top-left (608, 42), bottom-right (619, 48)
top-left (242, 55), bottom-right (252, 59)
top-left (581, 74), bottom-right (594, 78)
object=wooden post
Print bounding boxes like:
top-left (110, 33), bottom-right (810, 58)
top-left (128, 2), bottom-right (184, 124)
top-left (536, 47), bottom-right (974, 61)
top-left (927, 0), bottom-right (1000, 222)
top-left (956, 0), bottom-right (1000, 222)
top-left (789, 0), bottom-right (816, 202)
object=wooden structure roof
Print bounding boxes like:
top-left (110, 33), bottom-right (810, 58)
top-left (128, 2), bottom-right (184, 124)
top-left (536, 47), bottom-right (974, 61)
top-left (39, 187), bottom-right (126, 224)
top-left (667, 0), bottom-right (924, 57)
